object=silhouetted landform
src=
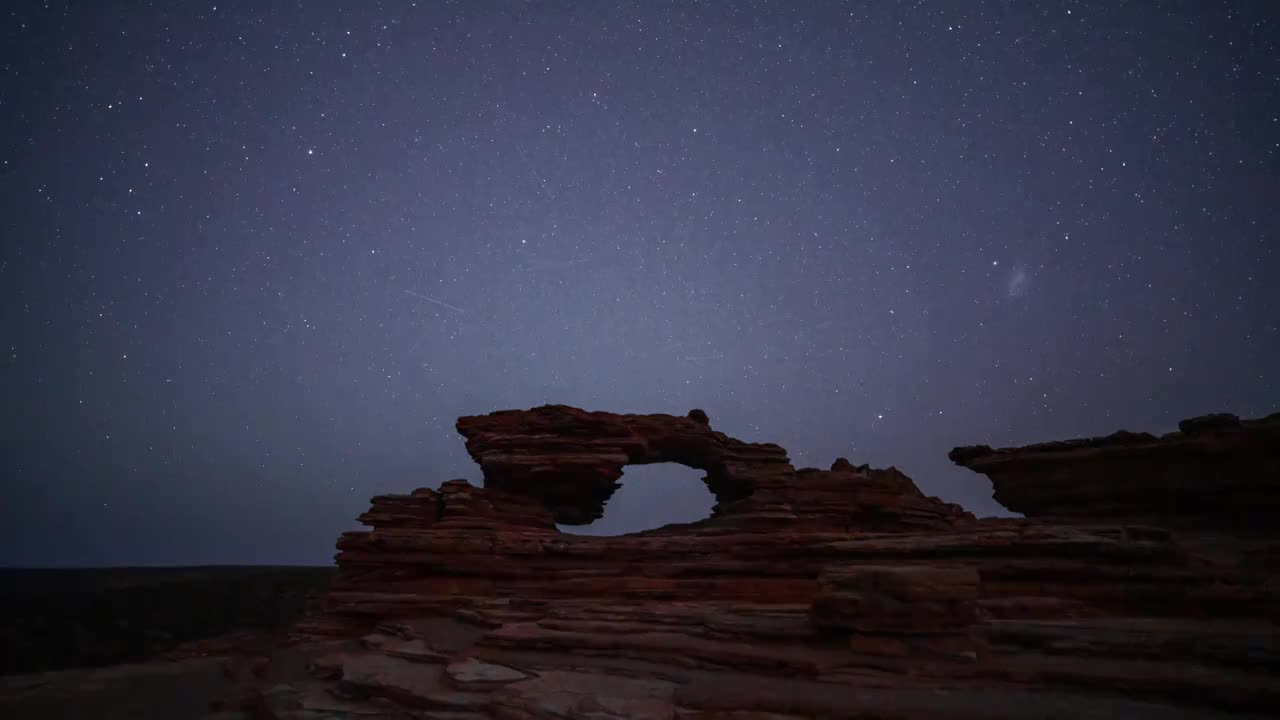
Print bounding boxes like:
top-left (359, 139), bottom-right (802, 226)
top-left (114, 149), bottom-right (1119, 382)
top-left (950, 412), bottom-right (1280, 529)
top-left (0, 566), bottom-right (333, 676)
top-left (2, 407), bottom-right (1276, 720)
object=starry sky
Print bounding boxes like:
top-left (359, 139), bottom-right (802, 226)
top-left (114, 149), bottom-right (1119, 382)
top-left (2, 1), bottom-right (1277, 566)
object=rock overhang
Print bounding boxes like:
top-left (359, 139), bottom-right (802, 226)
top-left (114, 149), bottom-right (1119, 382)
top-left (948, 412), bottom-right (1280, 527)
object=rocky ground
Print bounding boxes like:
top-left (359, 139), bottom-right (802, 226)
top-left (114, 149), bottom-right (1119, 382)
top-left (1, 406), bottom-right (1276, 719)
top-left (1, 618), bottom-right (1272, 720)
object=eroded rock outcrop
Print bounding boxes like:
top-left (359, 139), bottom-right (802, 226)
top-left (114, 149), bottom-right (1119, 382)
top-left (287, 405), bottom-right (1280, 719)
top-left (454, 406), bottom-right (796, 524)
top-left (949, 412), bottom-right (1280, 531)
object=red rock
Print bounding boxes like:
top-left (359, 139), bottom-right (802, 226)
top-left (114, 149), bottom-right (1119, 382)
top-left (454, 405), bottom-right (797, 525)
top-left (444, 657), bottom-right (529, 689)
top-left (249, 656), bottom-right (270, 678)
top-left (336, 653), bottom-right (490, 711)
top-left (492, 670), bottom-right (678, 720)
top-left (290, 404), bottom-right (1280, 716)
top-left (949, 412), bottom-right (1280, 532)
top-left (811, 565), bottom-right (985, 662)
top-left (811, 565), bottom-right (980, 635)
top-left (307, 653), bottom-right (345, 680)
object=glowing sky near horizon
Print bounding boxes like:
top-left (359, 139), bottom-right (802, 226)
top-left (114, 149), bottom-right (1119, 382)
top-left (2, 1), bottom-right (1276, 565)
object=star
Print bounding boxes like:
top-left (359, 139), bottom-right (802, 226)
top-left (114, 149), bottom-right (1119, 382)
top-left (1, 0), bottom-right (1273, 565)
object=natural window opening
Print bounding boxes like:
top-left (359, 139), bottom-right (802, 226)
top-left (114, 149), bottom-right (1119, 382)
top-left (556, 463), bottom-right (716, 536)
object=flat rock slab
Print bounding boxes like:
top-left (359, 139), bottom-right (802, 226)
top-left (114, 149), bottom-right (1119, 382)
top-left (493, 670), bottom-right (678, 720)
top-left (382, 638), bottom-right (454, 664)
top-left (445, 658), bottom-right (529, 688)
top-left (339, 653), bottom-right (489, 711)
top-left (300, 684), bottom-right (403, 716)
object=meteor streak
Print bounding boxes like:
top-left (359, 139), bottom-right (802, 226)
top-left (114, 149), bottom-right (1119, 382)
top-left (404, 290), bottom-right (464, 313)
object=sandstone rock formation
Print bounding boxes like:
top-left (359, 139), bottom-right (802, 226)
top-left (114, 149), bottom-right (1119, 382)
top-left (282, 405), bottom-right (1279, 719)
top-left (454, 406), bottom-right (795, 525)
top-left (949, 412), bottom-right (1280, 531)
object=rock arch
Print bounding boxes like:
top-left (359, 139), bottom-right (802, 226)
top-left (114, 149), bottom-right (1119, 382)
top-left (454, 405), bottom-right (794, 525)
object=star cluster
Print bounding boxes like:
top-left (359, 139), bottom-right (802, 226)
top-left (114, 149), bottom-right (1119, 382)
top-left (2, 2), bottom-right (1276, 564)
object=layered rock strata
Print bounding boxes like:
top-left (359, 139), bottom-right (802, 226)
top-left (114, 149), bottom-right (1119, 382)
top-left (453, 406), bottom-right (796, 525)
top-left (949, 412), bottom-right (1280, 531)
top-left (812, 565), bottom-right (986, 660)
top-left (289, 405), bottom-right (1279, 719)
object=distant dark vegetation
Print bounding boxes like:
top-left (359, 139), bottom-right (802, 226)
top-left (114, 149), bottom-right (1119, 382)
top-left (0, 566), bottom-right (335, 676)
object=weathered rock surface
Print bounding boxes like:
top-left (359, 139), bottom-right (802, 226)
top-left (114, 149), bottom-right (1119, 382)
top-left (949, 412), bottom-right (1280, 531)
top-left (454, 405), bottom-right (796, 525)
top-left (273, 405), bottom-right (1280, 719)
top-left (812, 565), bottom-right (986, 661)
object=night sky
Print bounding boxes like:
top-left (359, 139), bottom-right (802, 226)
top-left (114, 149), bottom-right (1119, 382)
top-left (3, 2), bottom-right (1277, 566)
